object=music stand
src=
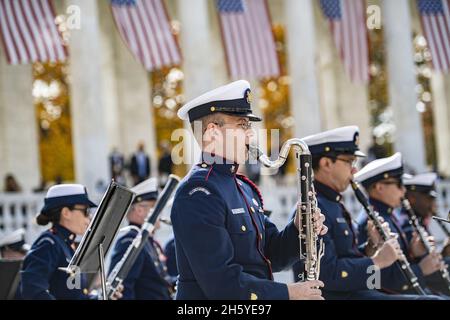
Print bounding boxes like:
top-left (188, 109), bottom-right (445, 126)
top-left (0, 259), bottom-right (22, 300)
top-left (63, 181), bottom-right (134, 300)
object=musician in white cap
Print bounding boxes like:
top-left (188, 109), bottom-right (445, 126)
top-left (0, 228), bottom-right (29, 260)
top-left (108, 178), bottom-right (175, 300)
top-left (291, 126), bottom-right (429, 300)
top-left (401, 173), bottom-right (450, 295)
top-left (20, 184), bottom-right (122, 300)
top-left (171, 80), bottom-right (327, 300)
top-left (355, 154), bottom-right (445, 296)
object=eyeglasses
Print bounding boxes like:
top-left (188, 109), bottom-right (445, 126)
top-left (217, 121), bottom-right (252, 130)
top-left (71, 207), bottom-right (90, 217)
top-left (330, 156), bottom-right (358, 168)
top-left (380, 180), bottom-right (403, 188)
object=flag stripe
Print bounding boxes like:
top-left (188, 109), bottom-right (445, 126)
top-left (159, 0), bottom-right (181, 63)
top-left (19, 0), bottom-right (46, 61)
top-left (0, 1), bottom-right (17, 63)
top-left (136, 0), bottom-right (157, 68)
top-left (40, 0), bottom-right (63, 61)
top-left (217, 0), bottom-right (280, 79)
top-left (25, 1), bottom-right (50, 61)
top-left (149, 0), bottom-right (175, 65)
top-left (33, 0), bottom-right (56, 62)
top-left (12, 0), bottom-right (37, 61)
top-left (143, 0), bottom-right (166, 66)
top-left (4, 0), bottom-right (28, 62)
top-left (111, 0), bottom-right (181, 71)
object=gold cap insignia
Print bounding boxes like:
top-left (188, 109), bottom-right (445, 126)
top-left (246, 90), bottom-right (253, 104)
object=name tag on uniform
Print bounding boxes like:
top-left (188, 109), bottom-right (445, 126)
top-left (336, 217), bottom-right (347, 224)
top-left (232, 208), bottom-right (245, 215)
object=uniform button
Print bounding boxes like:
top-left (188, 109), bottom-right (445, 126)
top-left (402, 285), bottom-right (409, 291)
top-left (154, 262), bottom-right (159, 267)
top-left (83, 288), bottom-right (89, 295)
top-left (250, 293), bottom-right (258, 300)
top-left (344, 230), bottom-right (349, 236)
top-left (341, 271), bottom-right (348, 278)
top-left (250, 207), bottom-right (255, 213)
top-left (210, 106), bottom-right (216, 112)
top-left (241, 225), bottom-right (246, 232)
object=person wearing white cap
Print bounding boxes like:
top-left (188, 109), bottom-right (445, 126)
top-left (171, 80), bottom-right (326, 300)
top-left (108, 178), bottom-right (175, 300)
top-left (355, 154), bottom-right (445, 296)
top-left (291, 126), bottom-right (428, 300)
top-left (0, 228), bottom-right (29, 260)
top-left (401, 173), bottom-right (450, 295)
top-left (19, 184), bottom-right (122, 300)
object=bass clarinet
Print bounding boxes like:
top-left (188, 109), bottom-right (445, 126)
top-left (350, 181), bottom-right (426, 295)
top-left (105, 174), bottom-right (180, 299)
top-left (248, 138), bottom-right (324, 282)
top-left (402, 198), bottom-right (450, 293)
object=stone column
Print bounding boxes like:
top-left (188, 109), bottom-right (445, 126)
top-left (382, 0), bottom-right (427, 172)
top-left (66, 0), bottom-right (110, 193)
top-left (113, 29), bottom-right (157, 178)
top-left (177, 0), bottom-right (221, 166)
top-left (0, 52), bottom-right (40, 192)
top-left (285, 0), bottom-right (322, 138)
top-left (431, 73), bottom-right (450, 176)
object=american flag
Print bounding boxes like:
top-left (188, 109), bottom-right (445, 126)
top-left (417, 0), bottom-right (450, 73)
top-left (320, 0), bottom-right (369, 84)
top-left (216, 0), bottom-right (280, 79)
top-left (0, 0), bottom-right (67, 65)
top-left (110, 0), bottom-right (181, 71)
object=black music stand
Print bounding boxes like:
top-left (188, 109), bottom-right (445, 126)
top-left (62, 181), bottom-right (134, 300)
top-left (0, 259), bottom-right (22, 300)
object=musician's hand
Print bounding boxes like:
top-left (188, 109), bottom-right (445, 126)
top-left (110, 284), bottom-right (124, 300)
top-left (313, 208), bottom-right (327, 236)
top-left (287, 280), bottom-right (324, 300)
top-left (371, 238), bottom-right (402, 269)
top-left (367, 220), bottom-right (383, 248)
top-left (410, 232), bottom-right (427, 258)
top-left (419, 252), bottom-right (442, 276)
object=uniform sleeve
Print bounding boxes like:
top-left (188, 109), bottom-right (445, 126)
top-left (379, 261), bottom-right (425, 292)
top-left (164, 239), bottom-right (178, 278)
top-left (20, 237), bottom-right (59, 300)
top-left (263, 217), bottom-right (300, 272)
top-left (171, 180), bottom-right (289, 300)
top-left (319, 209), bottom-right (374, 292)
top-left (108, 234), bottom-right (144, 300)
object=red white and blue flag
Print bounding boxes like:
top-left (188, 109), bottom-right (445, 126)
top-left (216, 0), bottom-right (280, 79)
top-left (417, 0), bottom-right (450, 73)
top-left (320, 0), bottom-right (369, 84)
top-left (110, 0), bottom-right (182, 71)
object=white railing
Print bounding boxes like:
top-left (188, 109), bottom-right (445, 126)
top-left (1, 181), bottom-right (450, 247)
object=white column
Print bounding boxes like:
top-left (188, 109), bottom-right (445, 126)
top-left (0, 53), bottom-right (40, 192)
top-left (431, 73), bottom-right (450, 176)
top-left (335, 74), bottom-right (371, 153)
top-left (113, 30), bottom-right (157, 177)
top-left (66, 0), bottom-right (110, 193)
top-left (177, 0), bottom-right (219, 165)
top-left (382, 0), bottom-right (427, 172)
top-left (285, 0), bottom-right (322, 138)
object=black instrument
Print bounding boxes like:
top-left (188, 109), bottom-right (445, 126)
top-left (402, 199), bottom-right (450, 293)
top-left (350, 181), bottom-right (426, 295)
